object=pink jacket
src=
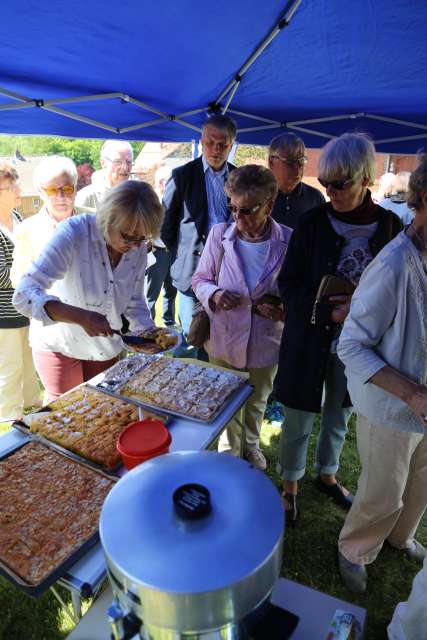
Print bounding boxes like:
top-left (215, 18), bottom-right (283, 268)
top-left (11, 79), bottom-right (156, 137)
top-left (192, 220), bottom-right (292, 369)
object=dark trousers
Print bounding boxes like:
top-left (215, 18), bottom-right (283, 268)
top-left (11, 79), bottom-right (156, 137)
top-left (145, 247), bottom-right (177, 325)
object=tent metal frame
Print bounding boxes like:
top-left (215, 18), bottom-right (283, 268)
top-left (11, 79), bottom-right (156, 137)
top-left (0, 0), bottom-right (426, 146)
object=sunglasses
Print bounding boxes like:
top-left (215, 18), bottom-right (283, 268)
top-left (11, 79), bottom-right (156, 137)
top-left (43, 185), bottom-right (75, 197)
top-left (106, 158), bottom-right (133, 168)
top-left (227, 202), bottom-right (266, 216)
top-left (270, 155), bottom-right (308, 168)
top-left (120, 230), bottom-right (150, 245)
top-left (318, 177), bottom-right (352, 191)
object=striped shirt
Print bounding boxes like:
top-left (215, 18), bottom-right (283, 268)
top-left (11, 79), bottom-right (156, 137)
top-left (0, 210), bottom-right (29, 329)
top-left (202, 155), bottom-right (231, 233)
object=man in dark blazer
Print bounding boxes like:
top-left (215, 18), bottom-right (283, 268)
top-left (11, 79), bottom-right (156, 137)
top-left (161, 114), bottom-right (236, 357)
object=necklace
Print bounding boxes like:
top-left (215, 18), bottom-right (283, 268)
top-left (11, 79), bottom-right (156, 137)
top-left (238, 219), bottom-right (272, 243)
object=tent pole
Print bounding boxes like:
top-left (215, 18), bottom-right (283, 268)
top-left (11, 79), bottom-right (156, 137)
top-left (375, 133), bottom-right (427, 144)
top-left (42, 105), bottom-right (118, 133)
top-left (228, 108), bottom-right (279, 125)
top-left (366, 113), bottom-right (427, 131)
top-left (214, 0), bottom-right (302, 106)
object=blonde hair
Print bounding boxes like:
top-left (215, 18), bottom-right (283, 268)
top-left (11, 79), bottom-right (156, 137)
top-left (33, 155), bottom-right (78, 190)
top-left (269, 132), bottom-right (305, 158)
top-left (0, 163), bottom-right (19, 183)
top-left (96, 180), bottom-right (164, 242)
top-left (319, 133), bottom-right (376, 185)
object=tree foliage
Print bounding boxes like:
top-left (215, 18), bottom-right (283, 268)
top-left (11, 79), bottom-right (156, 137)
top-left (0, 135), bottom-right (145, 168)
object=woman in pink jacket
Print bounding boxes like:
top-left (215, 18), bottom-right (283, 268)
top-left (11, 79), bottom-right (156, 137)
top-left (192, 165), bottom-right (292, 470)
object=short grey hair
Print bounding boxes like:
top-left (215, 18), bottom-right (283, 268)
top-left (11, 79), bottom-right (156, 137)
top-left (407, 155), bottom-right (427, 211)
top-left (378, 172), bottom-right (396, 198)
top-left (100, 140), bottom-right (133, 162)
top-left (202, 115), bottom-right (237, 141)
top-left (225, 164), bottom-right (278, 202)
top-left (319, 133), bottom-right (376, 185)
top-left (33, 155), bottom-right (78, 191)
top-left (269, 132), bottom-right (306, 158)
top-left (97, 180), bottom-right (164, 243)
top-left (393, 171), bottom-right (411, 195)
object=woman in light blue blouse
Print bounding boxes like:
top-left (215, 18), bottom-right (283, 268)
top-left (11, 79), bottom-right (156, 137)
top-left (337, 155), bottom-right (427, 594)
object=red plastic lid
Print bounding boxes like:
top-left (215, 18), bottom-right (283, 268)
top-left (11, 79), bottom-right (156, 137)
top-left (118, 420), bottom-right (171, 457)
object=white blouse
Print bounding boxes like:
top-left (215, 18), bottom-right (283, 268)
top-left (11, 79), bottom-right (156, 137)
top-left (13, 214), bottom-right (154, 361)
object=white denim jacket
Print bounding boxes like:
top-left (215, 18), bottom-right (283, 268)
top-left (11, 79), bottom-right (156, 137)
top-left (13, 214), bottom-right (153, 361)
top-left (338, 231), bottom-right (427, 434)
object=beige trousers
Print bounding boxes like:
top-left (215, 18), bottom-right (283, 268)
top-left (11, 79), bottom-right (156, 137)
top-left (210, 357), bottom-right (277, 456)
top-left (339, 414), bottom-right (427, 565)
top-left (0, 326), bottom-right (41, 421)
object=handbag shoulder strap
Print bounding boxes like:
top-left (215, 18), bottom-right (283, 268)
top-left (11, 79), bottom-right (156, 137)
top-left (214, 228), bottom-right (226, 285)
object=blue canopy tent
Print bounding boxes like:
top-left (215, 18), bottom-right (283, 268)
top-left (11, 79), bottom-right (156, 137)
top-left (0, 0), bottom-right (426, 153)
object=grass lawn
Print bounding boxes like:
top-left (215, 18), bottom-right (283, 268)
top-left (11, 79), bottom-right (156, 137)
top-left (0, 292), bottom-right (424, 638)
top-left (0, 415), bottom-right (425, 639)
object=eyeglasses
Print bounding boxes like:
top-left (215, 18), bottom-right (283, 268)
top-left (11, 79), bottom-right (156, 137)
top-left (120, 230), bottom-right (150, 245)
top-left (106, 158), bottom-right (133, 168)
top-left (318, 177), bottom-right (353, 191)
top-left (227, 202), bottom-right (267, 216)
top-left (0, 183), bottom-right (20, 192)
top-left (42, 185), bottom-right (75, 197)
top-left (270, 155), bottom-right (308, 168)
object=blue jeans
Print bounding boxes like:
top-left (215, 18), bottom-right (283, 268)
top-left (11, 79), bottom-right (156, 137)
top-left (173, 288), bottom-right (208, 361)
top-left (145, 247), bottom-right (177, 325)
top-left (277, 354), bottom-right (352, 481)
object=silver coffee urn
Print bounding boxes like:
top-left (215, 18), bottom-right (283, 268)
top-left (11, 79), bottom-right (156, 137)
top-left (100, 450), bottom-right (284, 640)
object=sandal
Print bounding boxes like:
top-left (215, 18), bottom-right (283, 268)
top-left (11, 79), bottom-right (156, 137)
top-left (281, 491), bottom-right (298, 527)
top-left (314, 476), bottom-right (353, 511)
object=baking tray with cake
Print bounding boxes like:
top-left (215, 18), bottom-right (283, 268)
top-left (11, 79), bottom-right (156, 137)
top-left (12, 385), bottom-right (168, 475)
top-left (91, 357), bottom-right (248, 424)
top-left (0, 440), bottom-right (115, 597)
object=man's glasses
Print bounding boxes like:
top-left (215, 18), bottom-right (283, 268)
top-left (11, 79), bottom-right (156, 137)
top-left (270, 155), bottom-right (308, 168)
top-left (227, 202), bottom-right (266, 216)
top-left (43, 185), bottom-right (75, 197)
top-left (106, 158), bottom-right (133, 168)
top-left (120, 230), bottom-right (150, 245)
top-left (318, 177), bottom-right (352, 191)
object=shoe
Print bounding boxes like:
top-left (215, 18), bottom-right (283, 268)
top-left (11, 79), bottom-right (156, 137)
top-left (338, 551), bottom-right (367, 593)
top-left (281, 492), bottom-right (298, 528)
top-left (405, 540), bottom-right (427, 563)
top-left (263, 401), bottom-right (284, 426)
top-left (244, 447), bottom-right (267, 471)
top-left (315, 476), bottom-right (353, 510)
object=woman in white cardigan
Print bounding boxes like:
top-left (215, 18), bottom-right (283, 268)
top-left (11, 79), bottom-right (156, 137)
top-left (337, 155), bottom-right (427, 594)
top-left (13, 181), bottom-right (162, 401)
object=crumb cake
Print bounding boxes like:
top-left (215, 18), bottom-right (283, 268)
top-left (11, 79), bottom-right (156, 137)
top-left (128, 327), bottom-right (179, 353)
top-left (0, 442), bottom-right (113, 585)
top-left (120, 359), bottom-right (243, 420)
top-left (30, 387), bottom-right (138, 469)
top-left (97, 354), bottom-right (155, 391)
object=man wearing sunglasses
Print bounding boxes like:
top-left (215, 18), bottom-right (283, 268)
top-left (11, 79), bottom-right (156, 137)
top-left (161, 114), bottom-right (237, 358)
top-left (75, 140), bottom-right (133, 212)
top-left (268, 132), bottom-right (325, 230)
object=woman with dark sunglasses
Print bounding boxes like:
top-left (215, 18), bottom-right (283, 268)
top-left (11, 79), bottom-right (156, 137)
top-left (192, 164), bottom-right (292, 471)
top-left (275, 132), bottom-right (402, 526)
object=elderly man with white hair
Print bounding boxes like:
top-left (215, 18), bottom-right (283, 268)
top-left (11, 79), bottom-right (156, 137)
top-left (75, 139), bottom-right (133, 211)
